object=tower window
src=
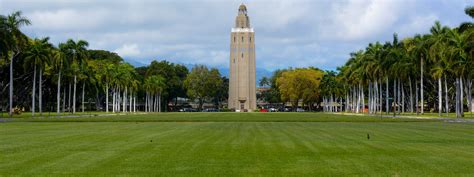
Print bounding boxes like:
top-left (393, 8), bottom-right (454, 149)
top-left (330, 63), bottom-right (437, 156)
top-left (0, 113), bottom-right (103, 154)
top-left (241, 53), bottom-right (244, 58)
top-left (233, 58), bottom-right (235, 63)
top-left (234, 37), bottom-right (235, 43)
top-left (250, 37), bottom-right (251, 42)
top-left (242, 36), bottom-right (244, 42)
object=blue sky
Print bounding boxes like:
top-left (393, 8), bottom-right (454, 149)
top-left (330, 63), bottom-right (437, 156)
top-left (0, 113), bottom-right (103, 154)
top-left (1, 0), bottom-right (472, 72)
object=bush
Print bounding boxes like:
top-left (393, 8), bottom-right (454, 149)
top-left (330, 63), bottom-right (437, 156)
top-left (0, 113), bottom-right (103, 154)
top-left (220, 108), bottom-right (233, 112)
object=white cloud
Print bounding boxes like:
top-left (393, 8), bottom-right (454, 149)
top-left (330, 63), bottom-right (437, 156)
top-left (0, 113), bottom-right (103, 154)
top-left (27, 9), bottom-right (109, 31)
top-left (114, 44), bottom-right (141, 57)
top-left (324, 0), bottom-right (407, 41)
top-left (397, 14), bottom-right (439, 38)
top-left (1, 0), bottom-right (469, 71)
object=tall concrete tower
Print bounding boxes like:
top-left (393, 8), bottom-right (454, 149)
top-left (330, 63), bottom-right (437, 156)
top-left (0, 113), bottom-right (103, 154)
top-left (228, 4), bottom-right (257, 111)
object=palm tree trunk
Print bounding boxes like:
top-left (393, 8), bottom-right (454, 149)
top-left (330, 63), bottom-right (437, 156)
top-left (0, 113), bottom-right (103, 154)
top-left (155, 94), bottom-right (159, 112)
top-left (415, 80), bottom-right (419, 115)
top-left (351, 87), bottom-right (354, 112)
top-left (106, 84), bottom-right (109, 112)
top-left (123, 87), bottom-right (126, 113)
top-left (461, 77), bottom-right (464, 117)
top-left (129, 90), bottom-right (132, 113)
top-left (397, 79), bottom-right (402, 114)
top-left (9, 55), bottom-right (13, 116)
top-left (340, 96), bottom-right (343, 112)
top-left (57, 70), bottom-right (61, 115)
top-left (409, 77), bottom-right (413, 113)
top-left (117, 87), bottom-right (121, 112)
top-left (151, 93), bottom-right (154, 112)
top-left (134, 95), bottom-right (136, 112)
top-left (380, 81), bottom-right (382, 113)
top-left (112, 88), bottom-right (116, 113)
top-left (374, 82), bottom-right (377, 113)
top-left (375, 81), bottom-right (378, 113)
top-left (386, 78), bottom-right (389, 114)
top-left (62, 85), bottom-right (66, 113)
top-left (393, 79), bottom-right (396, 114)
top-left (356, 85), bottom-right (360, 113)
top-left (159, 93), bottom-right (161, 113)
top-left (354, 86), bottom-right (357, 112)
top-left (31, 65), bottom-right (36, 117)
top-left (438, 77), bottom-right (442, 117)
top-left (73, 75), bottom-right (77, 114)
top-left (347, 89), bottom-right (350, 112)
top-left (420, 56), bottom-right (424, 114)
top-left (444, 76), bottom-right (448, 117)
top-left (368, 82), bottom-right (372, 114)
top-left (402, 81), bottom-right (405, 114)
top-left (68, 82), bottom-right (71, 113)
top-left (39, 67), bottom-right (42, 115)
top-left (361, 85), bottom-right (365, 114)
top-left (456, 78), bottom-right (460, 118)
top-left (468, 79), bottom-right (472, 114)
top-left (32, 64), bottom-right (36, 117)
top-left (82, 81), bottom-right (85, 113)
top-left (145, 92), bottom-right (147, 112)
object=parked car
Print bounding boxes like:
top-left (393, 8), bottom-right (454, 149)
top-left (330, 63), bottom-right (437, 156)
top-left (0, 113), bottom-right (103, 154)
top-left (259, 109), bottom-right (268, 112)
top-left (296, 108), bottom-right (305, 112)
top-left (202, 108), bottom-right (219, 112)
top-left (269, 108), bottom-right (278, 112)
top-left (179, 108), bottom-right (196, 112)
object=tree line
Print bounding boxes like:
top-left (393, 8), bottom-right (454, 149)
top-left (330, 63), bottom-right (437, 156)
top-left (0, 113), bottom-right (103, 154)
top-left (0, 11), bottom-right (227, 116)
top-left (258, 6), bottom-right (473, 117)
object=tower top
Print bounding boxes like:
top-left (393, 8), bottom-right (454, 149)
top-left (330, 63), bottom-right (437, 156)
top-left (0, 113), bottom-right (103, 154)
top-left (235, 4), bottom-right (250, 28)
top-left (239, 4), bottom-right (247, 13)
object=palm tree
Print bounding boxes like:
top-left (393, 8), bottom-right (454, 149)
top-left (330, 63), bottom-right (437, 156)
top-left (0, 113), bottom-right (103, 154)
top-left (459, 6), bottom-right (474, 32)
top-left (24, 37), bottom-right (52, 116)
top-left (144, 75), bottom-right (166, 112)
top-left (429, 21), bottom-right (451, 117)
top-left (104, 62), bottom-right (114, 112)
top-left (64, 39), bottom-right (89, 114)
top-left (3, 11), bottom-right (30, 116)
top-left (53, 43), bottom-right (69, 115)
top-left (446, 29), bottom-right (470, 118)
top-left (412, 34), bottom-right (430, 115)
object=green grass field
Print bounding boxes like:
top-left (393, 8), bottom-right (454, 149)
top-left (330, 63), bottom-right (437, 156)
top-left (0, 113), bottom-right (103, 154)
top-left (1, 113), bottom-right (474, 176)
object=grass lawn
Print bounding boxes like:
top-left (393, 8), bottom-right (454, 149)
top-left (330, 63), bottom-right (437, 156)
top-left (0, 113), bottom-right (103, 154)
top-left (1, 113), bottom-right (473, 176)
top-left (0, 111), bottom-right (118, 118)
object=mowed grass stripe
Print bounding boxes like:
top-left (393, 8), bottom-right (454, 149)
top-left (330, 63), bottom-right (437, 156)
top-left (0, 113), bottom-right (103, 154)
top-left (1, 119), bottom-right (474, 176)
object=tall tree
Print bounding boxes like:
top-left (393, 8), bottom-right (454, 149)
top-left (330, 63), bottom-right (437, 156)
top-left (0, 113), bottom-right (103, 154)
top-left (3, 11), bottom-right (30, 116)
top-left (276, 68), bottom-right (324, 110)
top-left (24, 37), bottom-right (52, 116)
top-left (64, 39), bottom-right (89, 114)
top-left (144, 75), bottom-right (166, 112)
top-left (428, 21), bottom-right (451, 117)
top-left (52, 44), bottom-right (68, 115)
top-left (184, 65), bottom-right (223, 111)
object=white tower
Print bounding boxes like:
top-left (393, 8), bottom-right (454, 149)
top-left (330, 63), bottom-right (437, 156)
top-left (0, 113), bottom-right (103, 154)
top-left (228, 4), bottom-right (257, 111)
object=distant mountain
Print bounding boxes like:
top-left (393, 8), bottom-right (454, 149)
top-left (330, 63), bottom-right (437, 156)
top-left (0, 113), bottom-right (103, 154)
top-left (217, 67), bottom-right (273, 83)
top-left (124, 58), bottom-right (147, 67)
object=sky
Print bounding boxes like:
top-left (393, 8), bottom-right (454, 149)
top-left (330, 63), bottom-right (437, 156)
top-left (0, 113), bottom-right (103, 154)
top-left (1, 0), bottom-right (472, 72)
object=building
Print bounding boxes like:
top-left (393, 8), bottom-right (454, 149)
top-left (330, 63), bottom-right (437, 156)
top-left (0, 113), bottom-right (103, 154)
top-left (228, 4), bottom-right (257, 111)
